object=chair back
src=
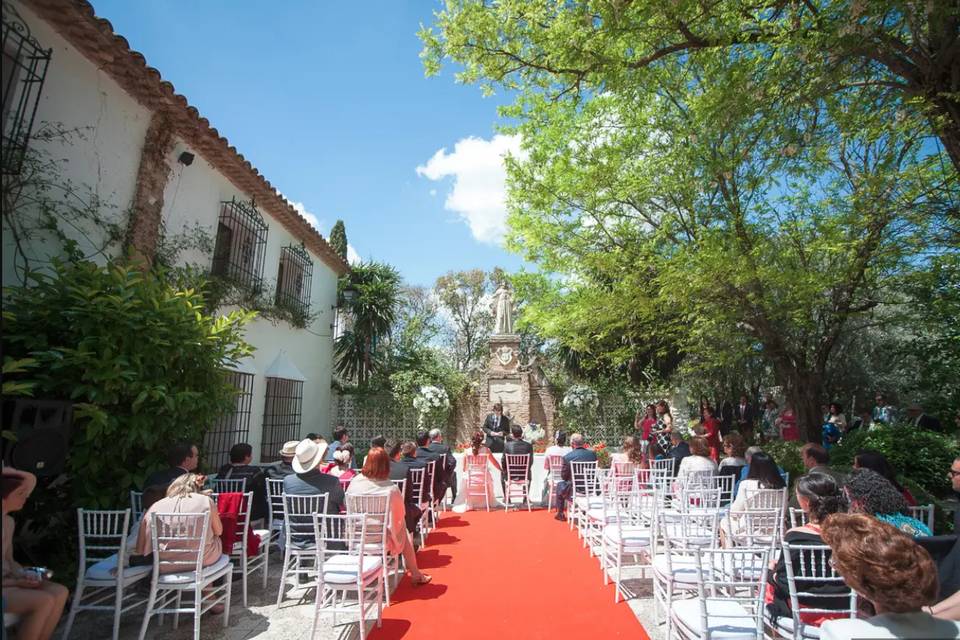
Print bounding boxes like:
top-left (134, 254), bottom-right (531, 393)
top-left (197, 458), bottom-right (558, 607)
top-left (282, 494), bottom-right (327, 551)
top-left (692, 548), bottom-right (770, 639)
top-left (313, 513), bottom-right (371, 565)
top-left (908, 504), bottom-right (934, 532)
top-left (781, 542), bottom-right (858, 637)
top-left (266, 478), bottom-right (285, 530)
top-left (423, 460), bottom-right (437, 501)
top-left (611, 461), bottom-right (639, 493)
top-left (130, 491), bottom-right (144, 523)
top-left (504, 454), bottom-right (531, 482)
top-left (345, 494), bottom-right (391, 555)
top-left (788, 507), bottom-right (808, 530)
top-left (214, 477), bottom-right (247, 494)
top-left (650, 457), bottom-right (674, 474)
top-left (148, 511), bottom-right (209, 577)
top-left (736, 487), bottom-right (787, 546)
top-left (675, 485), bottom-right (722, 514)
top-left (225, 492), bottom-right (253, 555)
top-left (547, 454), bottom-right (565, 481)
top-left (570, 460), bottom-right (599, 496)
top-left (76, 509), bottom-right (133, 580)
top-left (390, 479), bottom-right (406, 496)
top-left (408, 467), bottom-right (428, 504)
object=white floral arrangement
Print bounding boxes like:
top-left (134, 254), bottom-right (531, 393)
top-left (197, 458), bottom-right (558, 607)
top-left (413, 385), bottom-right (451, 427)
top-left (562, 384), bottom-right (599, 411)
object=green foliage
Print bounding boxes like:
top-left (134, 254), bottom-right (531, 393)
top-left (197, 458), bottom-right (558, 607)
top-left (832, 426), bottom-right (960, 497)
top-left (329, 220), bottom-right (348, 261)
top-left (2, 258), bottom-right (254, 503)
top-left (760, 440), bottom-right (806, 485)
top-left (421, 0), bottom-right (958, 441)
top-left (434, 269), bottom-right (494, 371)
top-left (335, 261), bottom-right (402, 385)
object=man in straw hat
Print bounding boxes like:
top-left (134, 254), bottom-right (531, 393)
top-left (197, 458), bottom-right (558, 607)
top-left (266, 440), bottom-right (299, 480)
top-left (282, 439), bottom-right (344, 514)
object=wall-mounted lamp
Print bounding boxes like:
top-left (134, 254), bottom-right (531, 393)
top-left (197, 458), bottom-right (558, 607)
top-left (178, 151), bottom-right (195, 166)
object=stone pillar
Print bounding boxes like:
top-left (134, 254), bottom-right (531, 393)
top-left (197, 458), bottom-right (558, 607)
top-left (483, 334), bottom-right (529, 427)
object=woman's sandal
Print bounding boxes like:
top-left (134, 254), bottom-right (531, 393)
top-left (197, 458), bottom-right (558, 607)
top-left (411, 574), bottom-right (433, 586)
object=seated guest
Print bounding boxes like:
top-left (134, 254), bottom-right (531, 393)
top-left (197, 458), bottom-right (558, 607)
top-left (845, 468), bottom-right (929, 536)
top-left (611, 435), bottom-right (644, 466)
top-left (283, 439), bottom-right (345, 515)
top-left (414, 431), bottom-right (446, 499)
top-left (800, 443), bottom-right (844, 481)
top-left (217, 442), bottom-right (268, 521)
top-left (854, 450), bottom-right (916, 506)
top-left (126, 484), bottom-right (168, 563)
top-left (385, 440), bottom-right (423, 534)
top-left (718, 432), bottom-right (747, 476)
top-left (667, 431), bottom-right (691, 476)
top-left (502, 425), bottom-right (534, 487)
top-left (554, 433), bottom-right (597, 521)
top-left (543, 430), bottom-right (572, 467)
top-left (766, 473), bottom-right (849, 626)
top-left (397, 441), bottom-right (429, 501)
top-left (647, 440), bottom-right (667, 461)
top-left (2, 469), bottom-right (70, 640)
top-left (425, 428), bottom-right (457, 501)
top-left (144, 441), bottom-right (199, 489)
top-left (346, 448), bottom-right (432, 585)
top-left (370, 435), bottom-right (387, 449)
top-left (676, 436), bottom-right (718, 486)
top-left (721, 451), bottom-right (786, 545)
top-left (322, 443), bottom-right (357, 483)
top-left (820, 513), bottom-right (960, 639)
top-left (266, 441), bottom-right (299, 480)
top-left (136, 473), bottom-right (225, 615)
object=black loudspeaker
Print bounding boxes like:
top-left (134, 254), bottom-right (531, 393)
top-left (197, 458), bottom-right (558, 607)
top-left (1, 398), bottom-right (73, 476)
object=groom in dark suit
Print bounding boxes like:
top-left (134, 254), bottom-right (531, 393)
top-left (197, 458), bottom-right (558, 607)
top-left (482, 403), bottom-right (510, 453)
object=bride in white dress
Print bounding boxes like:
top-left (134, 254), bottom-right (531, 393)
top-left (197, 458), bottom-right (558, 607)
top-left (453, 431), bottom-right (502, 512)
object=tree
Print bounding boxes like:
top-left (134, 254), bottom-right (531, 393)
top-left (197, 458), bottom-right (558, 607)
top-left (434, 269), bottom-right (494, 372)
top-left (334, 261), bottom-right (401, 385)
top-left (421, 0), bottom-right (960, 174)
top-left (329, 219), bottom-right (348, 261)
top-left (422, 2), bottom-right (956, 440)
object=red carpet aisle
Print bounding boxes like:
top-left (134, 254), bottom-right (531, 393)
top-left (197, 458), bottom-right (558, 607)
top-left (372, 509), bottom-right (651, 640)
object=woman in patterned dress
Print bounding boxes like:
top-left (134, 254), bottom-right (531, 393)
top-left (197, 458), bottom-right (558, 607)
top-left (651, 400), bottom-right (674, 454)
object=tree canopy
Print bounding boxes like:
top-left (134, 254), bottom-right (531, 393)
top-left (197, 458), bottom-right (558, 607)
top-left (421, 0), bottom-right (959, 438)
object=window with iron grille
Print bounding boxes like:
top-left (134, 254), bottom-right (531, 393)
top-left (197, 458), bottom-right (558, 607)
top-left (2, 2), bottom-right (52, 175)
top-left (275, 244), bottom-right (313, 317)
top-left (260, 377), bottom-right (303, 462)
top-left (203, 371), bottom-right (254, 471)
top-left (211, 198), bottom-right (268, 290)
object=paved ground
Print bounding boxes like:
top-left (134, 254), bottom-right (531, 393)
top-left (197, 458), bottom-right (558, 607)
top-left (60, 509), bottom-right (666, 640)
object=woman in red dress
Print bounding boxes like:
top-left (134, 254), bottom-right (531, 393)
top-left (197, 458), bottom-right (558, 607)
top-left (777, 403), bottom-right (800, 441)
top-left (635, 404), bottom-right (658, 442)
top-left (702, 405), bottom-right (722, 462)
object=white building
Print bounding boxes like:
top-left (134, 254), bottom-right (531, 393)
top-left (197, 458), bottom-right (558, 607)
top-left (1, 0), bottom-right (350, 466)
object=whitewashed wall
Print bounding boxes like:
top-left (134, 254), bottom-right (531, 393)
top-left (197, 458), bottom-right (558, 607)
top-left (2, 3), bottom-right (340, 461)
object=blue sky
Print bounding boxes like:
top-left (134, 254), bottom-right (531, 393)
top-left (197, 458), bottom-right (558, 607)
top-left (93, 0), bottom-right (524, 287)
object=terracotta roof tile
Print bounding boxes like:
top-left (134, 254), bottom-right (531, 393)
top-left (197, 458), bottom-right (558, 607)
top-left (24, 0), bottom-right (350, 276)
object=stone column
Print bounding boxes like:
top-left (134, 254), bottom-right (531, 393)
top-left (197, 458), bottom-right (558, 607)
top-left (125, 111), bottom-right (175, 266)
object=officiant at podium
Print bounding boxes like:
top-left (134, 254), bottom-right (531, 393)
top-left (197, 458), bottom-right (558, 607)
top-left (482, 403), bottom-right (510, 453)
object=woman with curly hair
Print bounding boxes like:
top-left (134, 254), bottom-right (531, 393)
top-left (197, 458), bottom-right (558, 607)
top-left (766, 473), bottom-right (849, 627)
top-left (854, 450), bottom-right (917, 506)
top-left (844, 468), bottom-right (930, 536)
top-left (819, 513), bottom-right (959, 639)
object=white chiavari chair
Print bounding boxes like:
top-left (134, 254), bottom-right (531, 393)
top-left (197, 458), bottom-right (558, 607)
top-left (63, 509), bottom-right (150, 640)
top-left (503, 453), bottom-right (532, 512)
top-left (212, 478), bottom-right (247, 494)
top-left (908, 504), bottom-right (935, 533)
top-left (569, 460), bottom-right (600, 536)
top-left (788, 507), bottom-right (808, 530)
top-left (601, 473), bottom-right (655, 602)
top-left (311, 513), bottom-right (384, 640)
top-left (345, 493), bottom-right (400, 606)
top-left (670, 548), bottom-right (771, 640)
top-left (545, 454), bottom-right (564, 511)
top-left (265, 478), bottom-right (285, 548)
top-left (225, 491), bottom-right (268, 607)
top-left (766, 542), bottom-right (857, 640)
top-left (464, 454), bottom-right (491, 512)
top-left (137, 511), bottom-right (232, 640)
top-left (276, 493), bottom-right (326, 606)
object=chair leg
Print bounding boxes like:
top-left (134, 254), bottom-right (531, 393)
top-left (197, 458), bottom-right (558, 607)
top-left (276, 550), bottom-right (290, 606)
top-left (193, 586), bottom-right (201, 640)
top-left (62, 580), bottom-right (83, 640)
top-left (224, 572), bottom-right (233, 627)
top-left (112, 581), bottom-right (124, 640)
top-left (137, 584), bottom-right (157, 640)
top-left (173, 590), bottom-right (182, 629)
top-left (242, 555), bottom-right (248, 608)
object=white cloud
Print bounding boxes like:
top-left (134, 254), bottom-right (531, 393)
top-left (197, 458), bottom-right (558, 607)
top-left (347, 243), bottom-right (361, 265)
top-left (429, 189), bottom-right (437, 197)
top-left (416, 134), bottom-right (524, 245)
top-left (280, 192), bottom-right (324, 232)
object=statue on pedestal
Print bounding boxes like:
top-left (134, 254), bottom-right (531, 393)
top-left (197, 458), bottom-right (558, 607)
top-left (492, 284), bottom-right (515, 335)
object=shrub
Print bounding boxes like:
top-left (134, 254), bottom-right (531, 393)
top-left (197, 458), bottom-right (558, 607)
top-left (760, 439), bottom-right (805, 483)
top-left (831, 426), bottom-right (959, 497)
top-left (2, 258), bottom-right (253, 576)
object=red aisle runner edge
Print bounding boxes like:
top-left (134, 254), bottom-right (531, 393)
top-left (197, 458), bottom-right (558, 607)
top-left (369, 509), bottom-right (652, 640)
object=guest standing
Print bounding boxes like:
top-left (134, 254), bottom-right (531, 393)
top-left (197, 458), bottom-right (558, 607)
top-left (733, 394), bottom-right (755, 441)
top-left (777, 403), bottom-right (800, 441)
top-left (701, 406), bottom-right (722, 462)
top-left (482, 403), bottom-right (510, 453)
top-left (635, 404), bottom-right (658, 442)
top-left (651, 400), bottom-right (674, 454)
